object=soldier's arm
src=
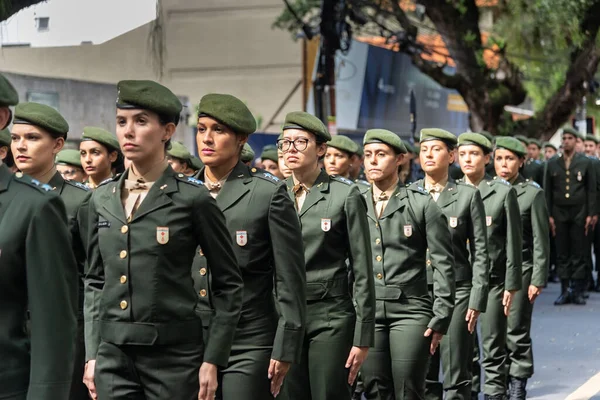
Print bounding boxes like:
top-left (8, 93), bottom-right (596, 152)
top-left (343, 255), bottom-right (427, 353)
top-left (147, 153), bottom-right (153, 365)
top-left (587, 160), bottom-right (597, 217)
top-left (543, 162), bottom-right (552, 212)
top-left (27, 194), bottom-right (78, 399)
top-left (344, 185), bottom-right (375, 347)
top-left (504, 188), bottom-right (523, 291)
top-left (193, 189), bottom-right (243, 367)
top-left (422, 196), bottom-right (455, 334)
top-left (531, 190), bottom-right (551, 287)
top-left (268, 183), bottom-right (306, 363)
top-left (468, 190), bottom-right (490, 311)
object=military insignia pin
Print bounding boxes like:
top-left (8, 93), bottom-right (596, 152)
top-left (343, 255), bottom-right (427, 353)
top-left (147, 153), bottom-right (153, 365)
top-left (486, 216), bottom-right (492, 227)
top-left (156, 227), bottom-right (169, 244)
top-left (449, 217), bottom-right (458, 228)
top-left (321, 218), bottom-right (331, 232)
top-left (236, 231), bottom-right (248, 246)
top-left (577, 171), bottom-right (582, 181)
top-left (404, 224), bottom-right (412, 237)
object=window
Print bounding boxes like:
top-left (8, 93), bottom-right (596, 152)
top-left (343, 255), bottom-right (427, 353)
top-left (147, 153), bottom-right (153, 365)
top-left (36, 17), bottom-right (49, 32)
top-left (26, 92), bottom-right (59, 111)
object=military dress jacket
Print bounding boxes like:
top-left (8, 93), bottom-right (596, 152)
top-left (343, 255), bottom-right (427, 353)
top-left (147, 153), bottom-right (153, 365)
top-left (365, 183), bottom-right (456, 334)
top-left (0, 164), bottom-right (78, 399)
top-left (192, 162), bottom-right (306, 363)
top-left (416, 178), bottom-right (490, 312)
top-left (544, 152), bottom-right (596, 217)
top-left (285, 170), bottom-right (375, 347)
top-left (523, 159), bottom-right (544, 186)
top-left (513, 175), bottom-right (550, 287)
top-left (84, 166), bottom-right (243, 368)
top-left (475, 176), bottom-right (522, 291)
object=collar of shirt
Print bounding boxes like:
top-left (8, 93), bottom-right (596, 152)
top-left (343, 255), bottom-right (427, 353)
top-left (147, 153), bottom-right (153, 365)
top-left (424, 177), bottom-right (448, 193)
top-left (372, 179), bottom-right (399, 201)
top-left (203, 169), bottom-right (233, 192)
top-left (129, 158), bottom-right (169, 184)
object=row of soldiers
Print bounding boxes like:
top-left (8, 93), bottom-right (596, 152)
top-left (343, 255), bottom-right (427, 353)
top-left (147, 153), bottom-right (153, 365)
top-left (0, 70), bottom-right (552, 400)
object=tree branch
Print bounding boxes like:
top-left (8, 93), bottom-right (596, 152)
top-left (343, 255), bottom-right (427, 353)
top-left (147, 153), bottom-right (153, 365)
top-left (0, 0), bottom-right (46, 23)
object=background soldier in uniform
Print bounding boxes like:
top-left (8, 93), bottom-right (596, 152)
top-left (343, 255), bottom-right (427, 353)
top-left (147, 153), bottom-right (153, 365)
top-left (80, 126), bottom-right (124, 189)
top-left (543, 142), bottom-right (558, 161)
top-left (167, 140), bottom-right (202, 176)
top-left (241, 143), bottom-right (255, 165)
top-left (56, 149), bottom-right (87, 183)
top-left (515, 136), bottom-right (544, 186)
top-left (583, 134), bottom-right (600, 292)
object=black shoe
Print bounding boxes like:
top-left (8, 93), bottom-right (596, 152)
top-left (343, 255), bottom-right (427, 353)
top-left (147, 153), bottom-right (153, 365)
top-left (509, 376), bottom-right (527, 400)
top-left (572, 280), bottom-right (588, 305)
top-left (472, 392), bottom-right (480, 400)
top-left (583, 292), bottom-right (590, 299)
top-left (594, 281), bottom-right (600, 292)
top-left (572, 291), bottom-right (587, 305)
top-left (352, 392), bottom-right (362, 400)
top-left (554, 280), bottom-right (572, 305)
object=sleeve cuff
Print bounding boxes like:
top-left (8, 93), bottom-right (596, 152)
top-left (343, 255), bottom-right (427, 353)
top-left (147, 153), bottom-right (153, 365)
top-left (84, 321), bottom-right (99, 361)
top-left (428, 316), bottom-right (450, 335)
top-left (353, 320), bottom-right (375, 347)
top-left (271, 326), bottom-right (305, 364)
top-left (468, 287), bottom-right (488, 312)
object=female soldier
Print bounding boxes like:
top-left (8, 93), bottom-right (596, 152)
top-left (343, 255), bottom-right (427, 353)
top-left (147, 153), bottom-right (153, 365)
top-left (192, 93), bottom-right (306, 399)
top-left (167, 140), bottom-right (200, 176)
top-left (359, 129), bottom-right (455, 400)
top-left (80, 126), bottom-right (124, 189)
top-left (11, 103), bottom-right (91, 400)
top-left (277, 135), bottom-right (293, 179)
top-left (0, 73), bottom-right (79, 400)
top-left (417, 128), bottom-right (489, 400)
top-left (260, 145), bottom-right (284, 179)
top-left (278, 111), bottom-right (375, 400)
top-left (494, 137), bottom-right (549, 400)
top-left (0, 127), bottom-right (16, 171)
top-left (457, 133), bottom-right (522, 400)
top-left (324, 134), bottom-right (358, 178)
top-left (81, 80), bottom-right (243, 400)
top-left (56, 149), bottom-right (87, 183)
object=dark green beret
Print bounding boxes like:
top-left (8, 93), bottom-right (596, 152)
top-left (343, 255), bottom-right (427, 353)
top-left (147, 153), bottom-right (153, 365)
top-left (241, 143), bottom-right (255, 163)
top-left (263, 144), bottom-right (277, 152)
top-left (55, 149), bottom-right (82, 168)
top-left (0, 74), bottom-right (18, 107)
top-left (514, 135), bottom-right (529, 145)
top-left (283, 111), bottom-right (331, 142)
top-left (189, 155), bottom-right (204, 170)
top-left (198, 93), bottom-right (256, 135)
top-left (404, 141), bottom-right (416, 154)
top-left (363, 129), bottom-right (407, 154)
top-left (562, 127), bottom-right (584, 140)
top-left (528, 138), bottom-right (542, 148)
top-left (543, 142), bottom-right (557, 151)
top-left (479, 130), bottom-right (494, 143)
top-left (117, 80), bottom-right (182, 123)
top-left (82, 126), bottom-right (120, 152)
top-left (585, 134), bottom-right (598, 144)
top-left (355, 145), bottom-right (364, 157)
top-left (14, 102), bottom-right (69, 138)
top-left (458, 132), bottom-right (492, 153)
top-left (420, 128), bottom-right (457, 146)
top-left (327, 135), bottom-right (358, 155)
top-left (167, 141), bottom-right (192, 161)
top-left (0, 128), bottom-right (10, 147)
top-left (260, 148), bottom-right (278, 163)
top-left (495, 136), bottom-right (527, 157)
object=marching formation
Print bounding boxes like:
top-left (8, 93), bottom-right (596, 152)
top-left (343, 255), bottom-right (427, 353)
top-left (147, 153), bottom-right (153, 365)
top-left (2, 72), bottom-right (594, 400)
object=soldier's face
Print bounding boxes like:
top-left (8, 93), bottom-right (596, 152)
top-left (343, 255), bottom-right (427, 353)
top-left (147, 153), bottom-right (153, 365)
top-left (10, 124), bottom-right (64, 176)
top-left (167, 156), bottom-right (186, 173)
top-left (262, 159), bottom-right (283, 179)
top-left (280, 129), bottom-right (326, 171)
top-left (278, 152), bottom-right (293, 178)
top-left (324, 147), bottom-right (351, 177)
top-left (575, 138), bottom-right (585, 153)
top-left (363, 143), bottom-right (402, 183)
top-left (56, 164), bottom-right (87, 182)
top-left (349, 154), bottom-right (363, 177)
top-left (197, 116), bottom-right (246, 167)
top-left (458, 145), bottom-right (489, 178)
top-left (527, 144), bottom-right (540, 160)
top-left (0, 107), bottom-right (10, 131)
top-left (116, 109), bottom-right (174, 163)
top-left (544, 147), bottom-right (557, 160)
top-left (561, 134), bottom-right (576, 152)
top-left (419, 140), bottom-right (453, 175)
top-left (584, 141), bottom-right (597, 157)
top-left (80, 140), bottom-right (117, 180)
top-left (494, 149), bottom-right (523, 181)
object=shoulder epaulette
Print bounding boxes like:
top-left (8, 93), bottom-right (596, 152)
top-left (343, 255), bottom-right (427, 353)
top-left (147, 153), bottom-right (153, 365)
top-left (13, 172), bottom-right (53, 192)
top-left (524, 179), bottom-right (541, 189)
top-left (355, 179), bottom-right (370, 187)
top-left (250, 167), bottom-right (280, 183)
top-left (175, 173), bottom-right (204, 186)
top-left (98, 174), bottom-right (121, 187)
top-left (330, 175), bottom-right (353, 185)
top-left (491, 176), bottom-right (510, 186)
top-left (407, 183), bottom-right (428, 195)
top-left (65, 179), bottom-right (91, 191)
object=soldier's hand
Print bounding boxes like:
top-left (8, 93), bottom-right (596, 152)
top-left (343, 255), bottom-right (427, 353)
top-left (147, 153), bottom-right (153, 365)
top-left (268, 359), bottom-right (290, 397)
top-left (82, 360), bottom-right (97, 400)
top-left (424, 328), bottom-right (443, 355)
top-left (549, 217), bottom-right (556, 237)
top-left (528, 285), bottom-right (543, 303)
top-left (198, 362), bottom-right (218, 400)
top-left (593, 215), bottom-right (599, 227)
top-left (345, 346), bottom-right (369, 385)
top-left (585, 216), bottom-right (594, 236)
top-left (465, 309), bottom-right (480, 333)
top-left (503, 290), bottom-right (516, 316)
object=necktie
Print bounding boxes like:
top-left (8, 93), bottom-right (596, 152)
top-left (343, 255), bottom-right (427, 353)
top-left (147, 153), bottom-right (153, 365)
top-left (376, 192), bottom-right (389, 218)
top-left (293, 184), bottom-right (307, 210)
top-left (428, 186), bottom-right (441, 202)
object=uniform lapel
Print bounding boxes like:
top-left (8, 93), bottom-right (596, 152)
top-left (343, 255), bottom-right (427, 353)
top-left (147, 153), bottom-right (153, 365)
top-left (48, 171), bottom-right (65, 194)
top-left (436, 179), bottom-right (458, 209)
top-left (364, 186), bottom-right (377, 222)
top-left (102, 172), bottom-right (127, 224)
top-left (0, 164), bottom-right (11, 194)
top-left (477, 175), bottom-right (496, 201)
top-left (557, 154), bottom-right (566, 170)
top-left (513, 174), bottom-right (527, 197)
top-left (380, 184), bottom-right (406, 219)
top-left (130, 167), bottom-right (177, 222)
top-left (215, 162), bottom-right (252, 212)
top-left (299, 170), bottom-right (328, 217)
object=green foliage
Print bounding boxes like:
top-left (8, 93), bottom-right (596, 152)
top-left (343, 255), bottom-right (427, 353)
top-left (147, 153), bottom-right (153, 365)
top-left (272, 0), bottom-right (321, 40)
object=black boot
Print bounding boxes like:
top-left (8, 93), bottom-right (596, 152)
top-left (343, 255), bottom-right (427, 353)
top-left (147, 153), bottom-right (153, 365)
top-left (594, 279), bottom-right (600, 292)
top-left (485, 394), bottom-right (507, 400)
top-left (554, 280), bottom-right (572, 305)
top-left (572, 280), bottom-right (587, 305)
top-left (509, 376), bottom-right (527, 400)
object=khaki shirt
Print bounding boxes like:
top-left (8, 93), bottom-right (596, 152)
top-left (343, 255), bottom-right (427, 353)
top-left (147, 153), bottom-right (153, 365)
top-left (121, 159), bottom-right (168, 219)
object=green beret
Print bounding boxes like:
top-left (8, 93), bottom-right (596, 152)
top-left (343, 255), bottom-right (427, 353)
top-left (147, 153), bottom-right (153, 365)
top-left (404, 141), bottom-right (416, 154)
top-left (420, 128), bottom-right (457, 146)
top-left (198, 93), bottom-right (256, 135)
top-left (562, 127), bottom-right (585, 140)
top-left (283, 111), bottom-right (331, 142)
top-left (513, 134), bottom-right (529, 145)
top-left (585, 134), bottom-right (598, 144)
top-left (458, 132), bottom-right (492, 153)
top-left (262, 144), bottom-right (277, 152)
top-left (55, 149), bottom-right (82, 168)
top-left (543, 142), bottom-right (557, 151)
top-left (14, 102), bottom-right (69, 138)
top-left (528, 138), bottom-right (542, 148)
top-left (479, 130), bottom-right (494, 143)
top-left (327, 135), bottom-right (358, 155)
top-left (495, 136), bottom-right (527, 157)
top-left (189, 155), bottom-right (204, 171)
top-left (241, 143), bottom-right (255, 163)
top-left (117, 80), bottom-right (182, 123)
top-left (0, 73), bottom-right (18, 107)
top-left (167, 141), bottom-right (192, 161)
top-left (0, 128), bottom-right (10, 147)
top-left (82, 126), bottom-right (120, 152)
top-left (363, 129), bottom-right (407, 154)
top-left (260, 148), bottom-right (278, 163)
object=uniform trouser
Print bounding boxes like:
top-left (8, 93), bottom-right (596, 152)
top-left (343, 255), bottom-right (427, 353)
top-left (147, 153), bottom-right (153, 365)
top-left (280, 296), bottom-right (355, 400)
top-left (594, 222), bottom-right (600, 273)
top-left (361, 299), bottom-right (432, 400)
top-left (70, 319), bottom-right (89, 400)
top-left (426, 283), bottom-right (472, 400)
top-left (506, 268), bottom-right (534, 379)
top-left (95, 340), bottom-right (203, 400)
top-left (554, 206), bottom-right (587, 280)
top-left (472, 330), bottom-right (481, 395)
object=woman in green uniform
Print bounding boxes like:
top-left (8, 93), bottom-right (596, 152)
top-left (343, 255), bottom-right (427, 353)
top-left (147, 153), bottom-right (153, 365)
top-left (79, 126), bottom-right (123, 189)
top-left (359, 129), bottom-right (455, 400)
top-left (456, 133), bottom-right (522, 400)
top-left (494, 137), bottom-right (550, 400)
top-left (417, 128), bottom-right (489, 400)
top-left (191, 93), bottom-right (306, 399)
top-left (324, 134), bottom-right (358, 178)
top-left (56, 149), bottom-right (88, 183)
top-left (0, 127), bottom-right (16, 170)
top-left (11, 102), bottom-right (92, 400)
top-left (0, 73), bottom-right (79, 400)
top-left (82, 80), bottom-right (243, 400)
top-left (277, 111), bottom-right (375, 400)
top-left (260, 145), bottom-right (284, 179)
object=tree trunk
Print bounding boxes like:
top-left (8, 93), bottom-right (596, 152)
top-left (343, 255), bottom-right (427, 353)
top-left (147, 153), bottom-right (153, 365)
top-left (1, 0), bottom-right (47, 23)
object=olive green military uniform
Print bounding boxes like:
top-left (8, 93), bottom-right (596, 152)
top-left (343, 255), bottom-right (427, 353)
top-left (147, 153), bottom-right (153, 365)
top-left (192, 161), bottom-right (307, 399)
top-left (506, 175), bottom-right (549, 394)
top-left (522, 159), bottom-right (544, 186)
top-left (419, 180), bottom-right (489, 400)
top-left (280, 170), bottom-right (375, 400)
top-left (0, 165), bottom-right (79, 400)
top-left (240, 143), bottom-right (255, 164)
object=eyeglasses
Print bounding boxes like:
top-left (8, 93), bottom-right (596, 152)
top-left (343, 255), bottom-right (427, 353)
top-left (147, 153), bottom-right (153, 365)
top-left (277, 138), bottom-right (311, 152)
